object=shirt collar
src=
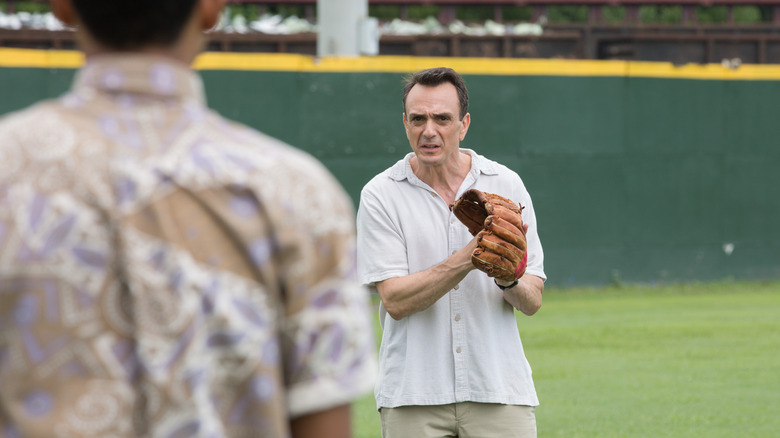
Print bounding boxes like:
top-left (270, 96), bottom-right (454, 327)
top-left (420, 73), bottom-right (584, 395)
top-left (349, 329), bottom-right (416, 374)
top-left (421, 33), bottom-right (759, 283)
top-left (388, 148), bottom-right (500, 182)
top-left (71, 54), bottom-right (206, 105)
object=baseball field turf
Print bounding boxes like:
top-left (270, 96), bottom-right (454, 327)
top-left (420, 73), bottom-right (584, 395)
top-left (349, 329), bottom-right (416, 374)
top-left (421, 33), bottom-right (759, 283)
top-left (351, 280), bottom-right (780, 437)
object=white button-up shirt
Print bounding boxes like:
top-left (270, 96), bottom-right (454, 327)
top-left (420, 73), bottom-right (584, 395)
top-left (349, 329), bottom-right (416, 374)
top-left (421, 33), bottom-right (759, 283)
top-left (357, 149), bottom-right (545, 409)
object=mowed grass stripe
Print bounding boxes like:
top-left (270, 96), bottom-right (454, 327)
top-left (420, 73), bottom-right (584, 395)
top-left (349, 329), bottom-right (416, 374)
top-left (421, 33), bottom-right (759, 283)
top-left (352, 282), bottom-right (780, 437)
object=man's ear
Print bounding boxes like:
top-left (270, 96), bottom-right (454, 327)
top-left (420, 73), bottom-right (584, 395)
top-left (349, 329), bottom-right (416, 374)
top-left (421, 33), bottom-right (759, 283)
top-left (199, 0), bottom-right (227, 30)
top-left (51, 0), bottom-right (77, 26)
top-left (459, 113), bottom-right (471, 141)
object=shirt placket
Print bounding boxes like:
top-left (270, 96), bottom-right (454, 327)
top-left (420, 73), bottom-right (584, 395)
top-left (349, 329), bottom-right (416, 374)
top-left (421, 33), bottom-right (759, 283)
top-left (448, 209), bottom-right (469, 401)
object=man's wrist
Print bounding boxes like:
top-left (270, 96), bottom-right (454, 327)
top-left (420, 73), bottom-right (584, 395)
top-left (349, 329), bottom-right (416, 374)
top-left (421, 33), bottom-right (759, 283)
top-left (495, 279), bottom-right (518, 290)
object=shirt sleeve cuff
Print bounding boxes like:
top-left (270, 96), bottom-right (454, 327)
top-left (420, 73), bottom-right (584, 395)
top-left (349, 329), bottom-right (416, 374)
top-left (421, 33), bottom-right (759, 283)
top-left (286, 356), bottom-right (377, 418)
top-left (524, 269), bottom-right (547, 282)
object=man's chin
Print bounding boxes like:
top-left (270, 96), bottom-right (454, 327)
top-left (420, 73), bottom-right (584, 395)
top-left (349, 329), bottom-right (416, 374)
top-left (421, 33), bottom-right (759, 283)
top-left (414, 156), bottom-right (446, 169)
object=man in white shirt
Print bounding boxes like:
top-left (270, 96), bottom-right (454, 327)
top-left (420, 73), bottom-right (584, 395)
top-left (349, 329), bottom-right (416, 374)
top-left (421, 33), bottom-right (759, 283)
top-left (357, 67), bottom-right (546, 438)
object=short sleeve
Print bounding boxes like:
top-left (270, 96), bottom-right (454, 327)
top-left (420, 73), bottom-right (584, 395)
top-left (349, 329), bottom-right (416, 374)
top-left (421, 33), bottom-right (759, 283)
top-left (356, 184), bottom-right (410, 286)
top-left (269, 154), bottom-right (377, 418)
top-left (514, 177), bottom-right (546, 281)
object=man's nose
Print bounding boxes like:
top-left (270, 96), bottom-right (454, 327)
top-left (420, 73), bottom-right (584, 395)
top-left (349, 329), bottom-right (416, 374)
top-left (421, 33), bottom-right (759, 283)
top-left (422, 119), bottom-right (437, 137)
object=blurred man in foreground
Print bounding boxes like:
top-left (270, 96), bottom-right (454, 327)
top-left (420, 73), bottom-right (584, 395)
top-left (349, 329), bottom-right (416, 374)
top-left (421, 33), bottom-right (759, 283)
top-left (0, 0), bottom-right (376, 436)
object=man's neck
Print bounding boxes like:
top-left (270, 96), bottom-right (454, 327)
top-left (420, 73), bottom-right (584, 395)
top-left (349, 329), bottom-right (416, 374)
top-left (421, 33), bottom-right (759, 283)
top-left (78, 19), bottom-right (203, 66)
top-left (411, 150), bottom-right (472, 206)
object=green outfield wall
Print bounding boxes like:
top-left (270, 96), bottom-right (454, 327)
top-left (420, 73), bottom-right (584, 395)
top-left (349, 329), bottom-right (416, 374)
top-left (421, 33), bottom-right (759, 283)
top-left (1, 49), bottom-right (778, 287)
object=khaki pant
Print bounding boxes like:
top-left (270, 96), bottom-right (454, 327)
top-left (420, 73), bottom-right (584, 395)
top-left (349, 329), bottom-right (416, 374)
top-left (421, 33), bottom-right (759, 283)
top-left (379, 402), bottom-right (537, 438)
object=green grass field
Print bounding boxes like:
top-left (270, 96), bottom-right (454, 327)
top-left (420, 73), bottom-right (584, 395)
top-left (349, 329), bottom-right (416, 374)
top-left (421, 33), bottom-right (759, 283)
top-left (351, 281), bottom-right (780, 437)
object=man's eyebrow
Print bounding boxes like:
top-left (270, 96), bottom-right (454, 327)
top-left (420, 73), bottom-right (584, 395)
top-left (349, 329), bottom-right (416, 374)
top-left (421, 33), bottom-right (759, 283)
top-left (408, 111), bottom-right (454, 118)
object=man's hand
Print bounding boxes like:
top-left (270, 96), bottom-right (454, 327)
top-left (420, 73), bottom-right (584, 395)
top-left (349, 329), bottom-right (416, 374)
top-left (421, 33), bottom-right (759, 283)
top-left (451, 189), bottom-right (528, 282)
top-left (291, 404), bottom-right (352, 438)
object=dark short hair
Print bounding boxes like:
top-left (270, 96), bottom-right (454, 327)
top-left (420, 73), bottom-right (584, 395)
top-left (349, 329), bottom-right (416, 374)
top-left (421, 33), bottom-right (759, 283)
top-left (72, 0), bottom-right (200, 50)
top-left (402, 67), bottom-right (469, 120)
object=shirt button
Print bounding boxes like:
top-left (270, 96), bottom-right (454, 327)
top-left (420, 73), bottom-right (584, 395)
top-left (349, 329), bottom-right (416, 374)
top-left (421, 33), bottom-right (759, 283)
top-left (456, 347), bottom-right (462, 353)
top-left (450, 218), bottom-right (455, 224)
top-left (454, 285), bottom-right (459, 290)
top-left (430, 192), bottom-right (437, 197)
top-left (455, 315), bottom-right (461, 322)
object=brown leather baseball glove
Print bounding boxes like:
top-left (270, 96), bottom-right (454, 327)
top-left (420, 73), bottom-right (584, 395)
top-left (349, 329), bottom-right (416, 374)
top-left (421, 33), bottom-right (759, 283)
top-left (450, 189), bottom-right (528, 282)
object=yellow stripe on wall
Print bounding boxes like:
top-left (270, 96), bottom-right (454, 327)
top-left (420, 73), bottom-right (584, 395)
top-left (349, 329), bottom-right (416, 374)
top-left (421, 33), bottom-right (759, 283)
top-left (0, 48), bottom-right (84, 68)
top-left (3, 47), bottom-right (780, 81)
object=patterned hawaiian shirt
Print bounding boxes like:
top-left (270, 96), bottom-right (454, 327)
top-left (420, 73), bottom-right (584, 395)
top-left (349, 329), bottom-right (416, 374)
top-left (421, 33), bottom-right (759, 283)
top-left (0, 54), bottom-right (376, 437)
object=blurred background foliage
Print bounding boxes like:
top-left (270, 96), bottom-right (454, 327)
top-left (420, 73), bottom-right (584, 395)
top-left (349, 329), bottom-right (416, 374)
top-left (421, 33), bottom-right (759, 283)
top-left (0, 1), bottom-right (770, 25)
top-left (0, 0), bottom-right (49, 13)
